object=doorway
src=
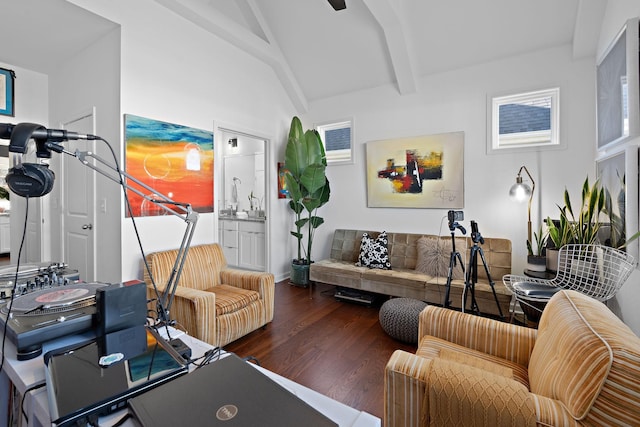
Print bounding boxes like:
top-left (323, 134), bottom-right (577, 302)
top-left (217, 127), bottom-right (268, 272)
top-left (60, 110), bottom-right (97, 281)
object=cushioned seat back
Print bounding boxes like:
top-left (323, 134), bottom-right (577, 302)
top-left (464, 237), bottom-right (512, 281)
top-left (529, 290), bottom-right (640, 424)
top-left (330, 229), bottom-right (378, 262)
top-left (145, 244), bottom-right (226, 292)
top-left (329, 229), bottom-right (511, 276)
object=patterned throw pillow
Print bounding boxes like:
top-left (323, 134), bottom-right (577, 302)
top-left (355, 231), bottom-right (391, 270)
top-left (415, 236), bottom-right (467, 279)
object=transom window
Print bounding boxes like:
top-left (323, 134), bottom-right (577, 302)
top-left (489, 88), bottom-right (560, 153)
top-left (315, 119), bottom-right (354, 165)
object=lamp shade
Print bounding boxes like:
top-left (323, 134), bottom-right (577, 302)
top-left (509, 178), bottom-right (532, 202)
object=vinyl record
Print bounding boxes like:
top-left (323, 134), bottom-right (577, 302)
top-left (7, 282), bottom-right (107, 314)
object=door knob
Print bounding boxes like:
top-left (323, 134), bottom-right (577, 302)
top-left (82, 224), bottom-right (93, 230)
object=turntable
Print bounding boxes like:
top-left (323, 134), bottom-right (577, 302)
top-left (0, 263), bottom-right (109, 360)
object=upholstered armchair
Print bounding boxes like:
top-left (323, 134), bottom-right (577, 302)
top-left (384, 290), bottom-right (640, 426)
top-left (143, 243), bottom-right (274, 347)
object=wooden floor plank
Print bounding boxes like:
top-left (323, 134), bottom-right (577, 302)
top-left (224, 281), bottom-right (415, 420)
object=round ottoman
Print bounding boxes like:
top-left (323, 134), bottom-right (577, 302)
top-left (379, 298), bottom-right (428, 344)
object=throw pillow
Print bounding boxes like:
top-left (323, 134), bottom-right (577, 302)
top-left (415, 236), bottom-right (466, 279)
top-left (355, 231), bottom-right (391, 270)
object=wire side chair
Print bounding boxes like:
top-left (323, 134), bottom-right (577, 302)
top-left (503, 244), bottom-right (636, 321)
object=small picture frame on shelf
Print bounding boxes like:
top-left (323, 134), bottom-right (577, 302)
top-left (0, 68), bottom-right (15, 117)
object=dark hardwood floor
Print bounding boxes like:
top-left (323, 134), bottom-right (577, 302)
top-left (224, 281), bottom-right (415, 419)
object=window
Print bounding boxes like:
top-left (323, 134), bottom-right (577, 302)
top-left (315, 118), bottom-right (354, 164)
top-left (488, 88), bottom-right (560, 153)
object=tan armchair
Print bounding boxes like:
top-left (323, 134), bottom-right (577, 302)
top-left (143, 243), bottom-right (274, 347)
top-left (384, 290), bottom-right (640, 426)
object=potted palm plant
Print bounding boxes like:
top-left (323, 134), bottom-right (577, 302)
top-left (284, 116), bottom-right (331, 286)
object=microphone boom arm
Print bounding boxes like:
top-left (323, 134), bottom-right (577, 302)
top-left (62, 146), bottom-right (199, 324)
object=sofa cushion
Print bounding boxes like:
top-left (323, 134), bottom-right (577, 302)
top-left (415, 236), bottom-right (466, 280)
top-left (356, 231), bottom-right (391, 269)
top-left (361, 267), bottom-right (431, 288)
top-left (207, 284), bottom-right (260, 316)
top-left (417, 335), bottom-right (530, 389)
top-left (528, 290), bottom-right (613, 420)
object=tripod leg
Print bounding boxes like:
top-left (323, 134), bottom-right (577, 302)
top-left (477, 248), bottom-right (504, 319)
top-left (444, 251), bottom-right (460, 308)
top-left (463, 246), bottom-right (482, 314)
top-left (444, 250), bottom-right (466, 308)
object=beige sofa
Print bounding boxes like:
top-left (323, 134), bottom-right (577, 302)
top-left (385, 289), bottom-right (640, 426)
top-left (309, 229), bottom-right (512, 317)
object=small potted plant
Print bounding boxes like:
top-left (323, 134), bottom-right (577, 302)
top-left (283, 116), bottom-right (331, 286)
top-left (526, 224), bottom-right (548, 272)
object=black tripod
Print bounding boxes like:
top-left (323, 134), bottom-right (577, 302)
top-left (443, 217), bottom-right (466, 309)
top-left (463, 220), bottom-right (504, 318)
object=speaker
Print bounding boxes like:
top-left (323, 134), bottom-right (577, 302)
top-left (6, 163), bottom-right (55, 198)
top-left (95, 280), bottom-right (148, 336)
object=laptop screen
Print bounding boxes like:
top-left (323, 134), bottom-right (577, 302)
top-left (44, 326), bottom-right (187, 426)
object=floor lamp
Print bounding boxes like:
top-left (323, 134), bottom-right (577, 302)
top-left (509, 165), bottom-right (535, 245)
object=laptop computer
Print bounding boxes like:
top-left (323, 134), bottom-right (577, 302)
top-left (44, 326), bottom-right (188, 427)
top-left (129, 353), bottom-right (338, 426)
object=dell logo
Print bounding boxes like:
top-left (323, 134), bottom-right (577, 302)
top-left (216, 404), bottom-right (238, 421)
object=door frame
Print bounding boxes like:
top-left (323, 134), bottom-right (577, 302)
top-left (213, 120), bottom-right (271, 274)
top-left (59, 107), bottom-right (98, 280)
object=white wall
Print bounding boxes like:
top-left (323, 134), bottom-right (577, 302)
top-left (596, 1), bottom-right (640, 334)
top-left (47, 27), bottom-right (122, 283)
top-left (303, 44), bottom-right (596, 275)
top-left (10, 1), bottom-right (640, 333)
top-left (70, 0), bottom-right (297, 282)
top-left (298, 8), bottom-right (640, 333)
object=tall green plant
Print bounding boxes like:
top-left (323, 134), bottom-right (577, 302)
top-left (284, 116), bottom-right (331, 264)
top-left (546, 177), bottom-right (605, 247)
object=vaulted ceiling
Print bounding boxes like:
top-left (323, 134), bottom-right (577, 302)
top-left (1, 0), bottom-right (606, 112)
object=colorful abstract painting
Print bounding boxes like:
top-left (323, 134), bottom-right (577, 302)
top-left (366, 132), bottom-right (464, 208)
top-left (124, 114), bottom-right (214, 217)
top-left (277, 162), bottom-right (289, 199)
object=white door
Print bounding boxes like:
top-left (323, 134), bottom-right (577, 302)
top-left (62, 112), bottom-right (96, 281)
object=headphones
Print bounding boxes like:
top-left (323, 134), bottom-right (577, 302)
top-left (6, 123), bottom-right (55, 198)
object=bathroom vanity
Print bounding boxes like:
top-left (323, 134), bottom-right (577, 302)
top-left (218, 216), bottom-right (266, 271)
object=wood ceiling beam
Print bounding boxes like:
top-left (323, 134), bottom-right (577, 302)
top-left (362, 0), bottom-right (416, 95)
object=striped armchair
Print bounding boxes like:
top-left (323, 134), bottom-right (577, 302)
top-left (385, 290), bottom-right (640, 426)
top-left (143, 243), bottom-right (274, 347)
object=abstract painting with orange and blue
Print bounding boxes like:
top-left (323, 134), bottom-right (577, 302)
top-left (125, 114), bottom-right (214, 217)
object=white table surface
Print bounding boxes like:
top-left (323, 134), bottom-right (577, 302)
top-left (7, 327), bottom-right (380, 427)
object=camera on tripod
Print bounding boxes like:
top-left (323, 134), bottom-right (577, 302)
top-left (470, 220), bottom-right (484, 244)
top-left (447, 210), bottom-right (466, 234)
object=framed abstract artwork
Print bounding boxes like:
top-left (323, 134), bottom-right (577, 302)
top-left (366, 131), bottom-right (464, 208)
top-left (277, 162), bottom-right (289, 199)
top-left (0, 68), bottom-right (15, 117)
top-left (596, 17), bottom-right (640, 151)
top-left (124, 114), bottom-right (214, 217)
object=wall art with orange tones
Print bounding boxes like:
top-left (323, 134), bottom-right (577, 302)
top-left (124, 114), bottom-right (214, 217)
